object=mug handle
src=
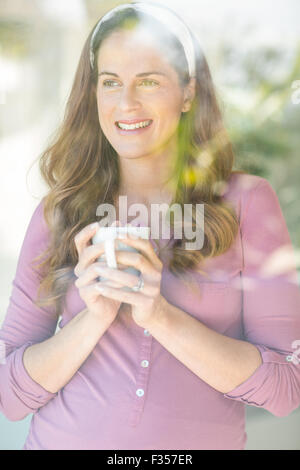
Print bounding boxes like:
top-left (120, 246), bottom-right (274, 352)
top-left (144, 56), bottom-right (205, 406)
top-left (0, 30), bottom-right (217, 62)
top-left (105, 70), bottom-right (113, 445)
top-left (104, 238), bottom-right (117, 268)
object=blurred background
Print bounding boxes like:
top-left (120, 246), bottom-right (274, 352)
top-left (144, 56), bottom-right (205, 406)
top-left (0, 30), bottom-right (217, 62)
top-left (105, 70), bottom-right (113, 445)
top-left (0, 0), bottom-right (299, 450)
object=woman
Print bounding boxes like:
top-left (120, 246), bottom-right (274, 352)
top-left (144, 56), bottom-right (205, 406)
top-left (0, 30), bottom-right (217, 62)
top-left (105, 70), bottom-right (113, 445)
top-left (0, 2), bottom-right (300, 450)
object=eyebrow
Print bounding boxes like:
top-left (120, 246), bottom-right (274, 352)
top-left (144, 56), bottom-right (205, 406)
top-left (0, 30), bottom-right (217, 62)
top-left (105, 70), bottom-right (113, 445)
top-left (98, 71), bottom-right (167, 78)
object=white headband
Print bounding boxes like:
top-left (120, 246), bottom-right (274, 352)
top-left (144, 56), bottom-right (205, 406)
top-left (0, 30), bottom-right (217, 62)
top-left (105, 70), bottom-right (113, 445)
top-left (89, 1), bottom-right (196, 78)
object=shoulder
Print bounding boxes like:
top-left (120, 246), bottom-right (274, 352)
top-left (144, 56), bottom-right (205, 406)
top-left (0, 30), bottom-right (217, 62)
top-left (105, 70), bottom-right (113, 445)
top-left (222, 171), bottom-right (278, 224)
top-left (27, 197), bottom-right (49, 233)
top-left (224, 171), bottom-right (271, 199)
top-left (10, 197), bottom-right (53, 283)
top-left (21, 197), bottom-right (51, 256)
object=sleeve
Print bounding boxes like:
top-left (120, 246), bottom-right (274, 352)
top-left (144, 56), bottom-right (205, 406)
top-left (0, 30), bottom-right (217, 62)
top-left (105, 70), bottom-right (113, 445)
top-left (0, 198), bottom-right (59, 421)
top-left (223, 178), bottom-right (300, 417)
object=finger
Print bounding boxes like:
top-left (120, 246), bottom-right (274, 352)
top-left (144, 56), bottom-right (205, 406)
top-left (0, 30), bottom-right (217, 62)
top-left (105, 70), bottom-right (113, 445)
top-left (95, 283), bottom-right (147, 306)
top-left (114, 250), bottom-right (153, 276)
top-left (94, 265), bottom-right (153, 292)
top-left (116, 236), bottom-right (162, 271)
top-left (74, 222), bottom-right (99, 258)
top-left (98, 278), bottom-right (125, 289)
top-left (79, 280), bottom-right (123, 300)
top-left (74, 241), bottom-right (105, 277)
top-left (74, 218), bottom-right (122, 257)
top-left (113, 251), bottom-right (162, 290)
top-left (74, 261), bottom-right (124, 289)
top-left (75, 241), bottom-right (130, 277)
top-left (120, 235), bottom-right (161, 266)
top-left (116, 250), bottom-right (162, 296)
top-left (80, 218), bottom-right (123, 267)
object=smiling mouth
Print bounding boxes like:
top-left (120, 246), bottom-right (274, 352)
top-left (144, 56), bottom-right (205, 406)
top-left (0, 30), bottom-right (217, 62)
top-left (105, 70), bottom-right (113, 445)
top-left (115, 120), bottom-right (153, 130)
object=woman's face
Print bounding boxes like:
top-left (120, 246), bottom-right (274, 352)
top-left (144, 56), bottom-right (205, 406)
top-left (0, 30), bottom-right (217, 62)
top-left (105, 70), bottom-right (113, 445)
top-left (95, 27), bottom-right (193, 160)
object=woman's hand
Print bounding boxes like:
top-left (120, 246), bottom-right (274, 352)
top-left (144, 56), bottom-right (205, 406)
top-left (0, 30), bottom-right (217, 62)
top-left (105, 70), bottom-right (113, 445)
top-left (73, 221), bottom-right (126, 324)
top-left (94, 233), bottom-right (167, 329)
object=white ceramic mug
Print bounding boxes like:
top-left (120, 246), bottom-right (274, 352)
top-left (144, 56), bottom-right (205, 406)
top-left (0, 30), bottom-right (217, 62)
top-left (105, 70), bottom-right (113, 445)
top-left (92, 225), bottom-right (150, 292)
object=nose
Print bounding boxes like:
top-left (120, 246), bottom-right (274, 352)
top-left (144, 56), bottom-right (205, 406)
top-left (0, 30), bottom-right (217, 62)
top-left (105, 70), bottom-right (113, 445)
top-left (118, 85), bottom-right (141, 112)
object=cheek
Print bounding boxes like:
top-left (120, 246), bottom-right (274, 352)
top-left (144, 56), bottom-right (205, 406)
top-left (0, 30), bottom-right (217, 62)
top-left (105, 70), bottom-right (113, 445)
top-left (97, 88), bottom-right (114, 109)
top-left (156, 91), bottom-right (184, 120)
top-left (97, 99), bottom-right (114, 130)
top-left (159, 102), bottom-right (183, 133)
top-left (154, 88), bottom-right (182, 111)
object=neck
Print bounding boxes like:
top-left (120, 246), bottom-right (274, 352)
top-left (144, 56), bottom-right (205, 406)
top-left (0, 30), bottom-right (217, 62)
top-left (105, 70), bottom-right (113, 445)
top-left (117, 138), bottom-right (178, 204)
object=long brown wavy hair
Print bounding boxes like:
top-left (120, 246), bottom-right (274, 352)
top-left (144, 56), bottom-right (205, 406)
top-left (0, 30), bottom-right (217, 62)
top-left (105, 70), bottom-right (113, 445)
top-left (31, 6), bottom-right (244, 316)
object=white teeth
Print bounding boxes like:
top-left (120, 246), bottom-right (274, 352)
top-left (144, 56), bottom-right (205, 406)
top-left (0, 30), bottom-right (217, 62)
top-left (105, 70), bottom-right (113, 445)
top-left (117, 120), bottom-right (151, 130)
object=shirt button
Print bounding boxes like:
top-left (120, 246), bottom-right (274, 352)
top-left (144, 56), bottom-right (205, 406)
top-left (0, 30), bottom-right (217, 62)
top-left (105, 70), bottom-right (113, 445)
top-left (286, 355), bottom-right (294, 362)
top-left (136, 388), bottom-right (144, 397)
top-left (141, 360), bottom-right (149, 368)
top-left (144, 329), bottom-right (150, 336)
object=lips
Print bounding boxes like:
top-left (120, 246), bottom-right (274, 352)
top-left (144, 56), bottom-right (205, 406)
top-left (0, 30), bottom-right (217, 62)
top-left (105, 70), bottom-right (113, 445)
top-left (115, 119), bottom-right (152, 124)
top-left (115, 119), bottom-right (153, 134)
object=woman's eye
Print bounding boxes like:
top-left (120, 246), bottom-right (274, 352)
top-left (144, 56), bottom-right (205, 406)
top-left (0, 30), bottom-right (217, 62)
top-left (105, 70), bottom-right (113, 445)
top-left (102, 79), bottom-right (158, 88)
top-left (103, 80), bottom-right (120, 88)
top-left (139, 79), bottom-right (158, 87)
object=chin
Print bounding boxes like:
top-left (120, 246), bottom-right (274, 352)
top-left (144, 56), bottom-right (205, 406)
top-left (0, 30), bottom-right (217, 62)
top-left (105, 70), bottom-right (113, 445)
top-left (117, 148), bottom-right (154, 159)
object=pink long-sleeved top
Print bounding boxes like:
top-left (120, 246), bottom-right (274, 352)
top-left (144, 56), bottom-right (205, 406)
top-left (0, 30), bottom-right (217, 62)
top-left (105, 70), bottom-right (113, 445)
top-left (1, 172), bottom-right (300, 450)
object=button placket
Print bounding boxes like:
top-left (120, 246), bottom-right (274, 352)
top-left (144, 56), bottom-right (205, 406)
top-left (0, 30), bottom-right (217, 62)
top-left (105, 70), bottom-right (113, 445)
top-left (128, 332), bottom-right (153, 427)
